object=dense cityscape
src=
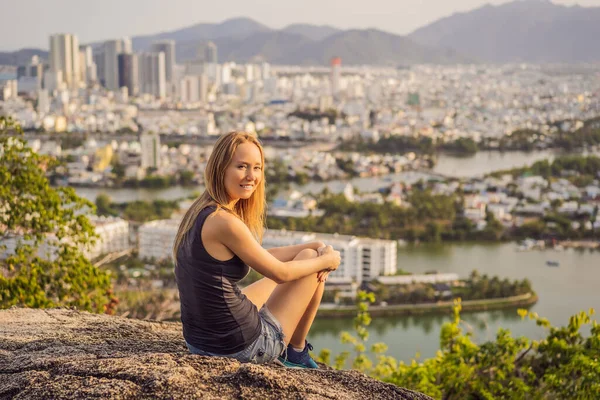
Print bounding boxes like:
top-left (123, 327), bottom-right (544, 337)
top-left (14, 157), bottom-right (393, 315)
top-left (2, 4), bottom-right (600, 398)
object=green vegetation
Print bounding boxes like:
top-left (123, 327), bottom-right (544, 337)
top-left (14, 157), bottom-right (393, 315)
top-left (340, 135), bottom-right (479, 156)
top-left (439, 137), bottom-right (479, 155)
top-left (267, 190), bottom-right (506, 242)
top-left (95, 194), bottom-right (180, 223)
top-left (491, 155), bottom-right (600, 184)
top-left (0, 117), bottom-right (116, 313)
top-left (288, 107), bottom-right (344, 125)
top-left (320, 291), bottom-right (600, 399)
top-left (341, 117), bottom-right (600, 156)
top-left (365, 271), bottom-right (532, 306)
top-left (340, 135), bottom-right (436, 155)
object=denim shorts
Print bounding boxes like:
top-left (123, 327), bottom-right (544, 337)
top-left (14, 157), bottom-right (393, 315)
top-left (186, 305), bottom-right (286, 364)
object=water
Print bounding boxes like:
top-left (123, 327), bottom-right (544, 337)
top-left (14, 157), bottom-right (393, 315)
top-left (432, 149), bottom-right (600, 178)
top-left (310, 243), bottom-right (600, 363)
top-left (75, 186), bottom-right (202, 203)
top-left (74, 150), bottom-right (599, 203)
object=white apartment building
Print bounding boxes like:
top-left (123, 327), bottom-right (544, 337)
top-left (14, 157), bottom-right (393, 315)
top-left (378, 273), bottom-right (459, 285)
top-left (138, 219), bottom-right (180, 261)
top-left (1, 216), bottom-right (129, 261)
top-left (140, 132), bottom-right (161, 169)
top-left (86, 216), bottom-right (130, 259)
top-left (263, 229), bottom-right (397, 284)
top-left (135, 222), bottom-right (397, 280)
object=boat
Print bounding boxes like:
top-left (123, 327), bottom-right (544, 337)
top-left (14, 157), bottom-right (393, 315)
top-left (546, 261), bottom-right (560, 267)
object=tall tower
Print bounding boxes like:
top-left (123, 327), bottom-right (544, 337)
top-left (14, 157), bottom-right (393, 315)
top-left (49, 33), bottom-right (81, 88)
top-left (205, 41), bottom-right (218, 64)
top-left (103, 38), bottom-right (132, 90)
top-left (118, 53), bottom-right (138, 96)
top-left (330, 57), bottom-right (341, 97)
top-left (138, 52), bottom-right (166, 99)
top-left (78, 45), bottom-right (97, 84)
top-left (151, 41), bottom-right (175, 83)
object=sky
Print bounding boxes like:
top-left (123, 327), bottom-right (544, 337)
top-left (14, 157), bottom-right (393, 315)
top-left (1, 0), bottom-right (599, 51)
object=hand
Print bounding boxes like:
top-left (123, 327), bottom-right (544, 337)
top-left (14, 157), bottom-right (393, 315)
top-left (318, 245), bottom-right (334, 256)
top-left (317, 244), bottom-right (328, 256)
top-left (325, 248), bottom-right (340, 271)
top-left (317, 270), bottom-right (331, 282)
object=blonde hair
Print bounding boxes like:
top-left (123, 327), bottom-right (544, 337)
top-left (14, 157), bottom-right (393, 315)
top-left (172, 131), bottom-right (266, 263)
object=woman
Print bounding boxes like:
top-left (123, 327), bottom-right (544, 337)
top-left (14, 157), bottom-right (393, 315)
top-left (173, 131), bottom-right (341, 368)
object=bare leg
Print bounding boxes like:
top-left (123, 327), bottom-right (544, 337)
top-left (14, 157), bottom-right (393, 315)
top-left (265, 248), bottom-right (323, 346)
top-left (242, 277), bottom-right (277, 310)
top-left (289, 280), bottom-right (325, 348)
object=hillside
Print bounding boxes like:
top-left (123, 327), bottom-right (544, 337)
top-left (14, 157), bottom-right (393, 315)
top-left (0, 308), bottom-right (432, 399)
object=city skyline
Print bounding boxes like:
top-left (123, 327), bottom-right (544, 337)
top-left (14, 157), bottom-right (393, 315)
top-left (1, 0), bottom-right (598, 51)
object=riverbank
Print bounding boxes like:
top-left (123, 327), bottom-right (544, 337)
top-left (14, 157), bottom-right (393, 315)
top-left (316, 292), bottom-right (538, 318)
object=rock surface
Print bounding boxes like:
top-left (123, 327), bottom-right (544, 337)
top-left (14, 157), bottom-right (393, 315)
top-left (0, 308), bottom-right (433, 400)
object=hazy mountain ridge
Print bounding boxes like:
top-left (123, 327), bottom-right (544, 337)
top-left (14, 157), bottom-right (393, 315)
top-left (3, 1), bottom-right (599, 66)
top-left (408, 0), bottom-right (600, 63)
top-left (0, 48), bottom-right (48, 66)
top-left (281, 23), bottom-right (342, 41)
top-left (0, 17), bottom-right (467, 66)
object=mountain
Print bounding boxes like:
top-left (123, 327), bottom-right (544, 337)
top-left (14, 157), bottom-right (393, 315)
top-left (0, 17), bottom-right (467, 66)
top-left (0, 48), bottom-right (48, 66)
top-left (276, 29), bottom-right (470, 66)
top-left (281, 23), bottom-right (341, 41)
top-left (131, 17), bottom-right (271, 51)
top-left (175, 28), bottom-right (469, 65)
top-left (408, 0), bottom-right (600, 63)
top-left (140, 19), bottom-right (465, 65)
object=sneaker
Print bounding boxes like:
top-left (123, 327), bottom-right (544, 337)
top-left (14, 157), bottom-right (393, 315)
top-left (277, 341), bottom-right (319, 369)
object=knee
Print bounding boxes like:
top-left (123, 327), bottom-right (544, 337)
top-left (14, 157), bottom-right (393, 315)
top-left (296, 248), bottom-right (318, 260)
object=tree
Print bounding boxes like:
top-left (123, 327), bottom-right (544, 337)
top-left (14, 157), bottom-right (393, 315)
top-left (95, 193), bottom-right (117, 217)
top-left (326, 293), bottom-right (600, 399)
top-left (0, 117), bottom-right (116, 313)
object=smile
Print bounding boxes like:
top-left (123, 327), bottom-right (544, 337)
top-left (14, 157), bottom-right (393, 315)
top-left (240, 184), bottom-right (254, 190)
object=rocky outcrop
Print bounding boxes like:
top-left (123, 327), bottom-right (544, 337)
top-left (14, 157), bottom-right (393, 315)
top-left (0, 308), bottom-right (432, 399)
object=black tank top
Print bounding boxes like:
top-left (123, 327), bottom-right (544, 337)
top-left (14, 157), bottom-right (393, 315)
top-left (175, 205), bottom-right (261, 354)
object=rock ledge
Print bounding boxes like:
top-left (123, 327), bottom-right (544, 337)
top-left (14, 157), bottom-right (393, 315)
top-left (0, 308), bottom-right (432, 399)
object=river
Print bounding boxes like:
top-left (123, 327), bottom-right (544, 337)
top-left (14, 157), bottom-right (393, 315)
top-left (74, 149), bottom-right (599, 203)
top-left (310, 243), bottom-right (600, 363)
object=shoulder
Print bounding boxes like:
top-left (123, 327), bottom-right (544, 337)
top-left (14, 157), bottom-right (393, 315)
top-left (205, 208), bottom-right (246, 235)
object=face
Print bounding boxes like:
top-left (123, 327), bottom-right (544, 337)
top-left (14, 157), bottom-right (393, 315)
top-left (224, 142), bottom-right (263, 203)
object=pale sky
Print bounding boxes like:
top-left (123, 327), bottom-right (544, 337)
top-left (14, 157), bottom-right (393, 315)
top-left (1, 0), bottom-right (598, 51)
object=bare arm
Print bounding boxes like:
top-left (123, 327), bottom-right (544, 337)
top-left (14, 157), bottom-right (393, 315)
top-left (208, 212), bottom-right (339, 284)
top-left (267, 241), bottom-right (325, 262)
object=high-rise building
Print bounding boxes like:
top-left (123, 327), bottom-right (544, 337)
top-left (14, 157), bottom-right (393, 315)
top-left (179, 75), bottom-right (199, 103)
top-left (49, 33), bottom-right (81, 88)
top-left (199, 74), bottom-right (208, 103)
top-left (261, 62), bottom-right (271, 80)
top-left (37, 89), bottom-right (50, 114)
top-left (140, 132), bottom-right (161, 169)
top-left (151, 41), bottom-right (175, 83)
top-left (103, 38), bottom-right (132, 90)
top-left (0, 80), bottom-right (18, 101)
top-left (330, 57), bottom-right (341, 97)
top-left (138, 52), bottom-right (166, 99)
top-left (78, 45), bottom-right (97, 84)
top-left (205, 41), bottom-right (218, 64)
top-left (122, 37), bottom-right (132, 54)
top-left (118, 53), bottom-right (138, 96)
top-left (93, 51), bottom-right (105, 87)
top-left (16, 56), bottom-right (44, 92)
